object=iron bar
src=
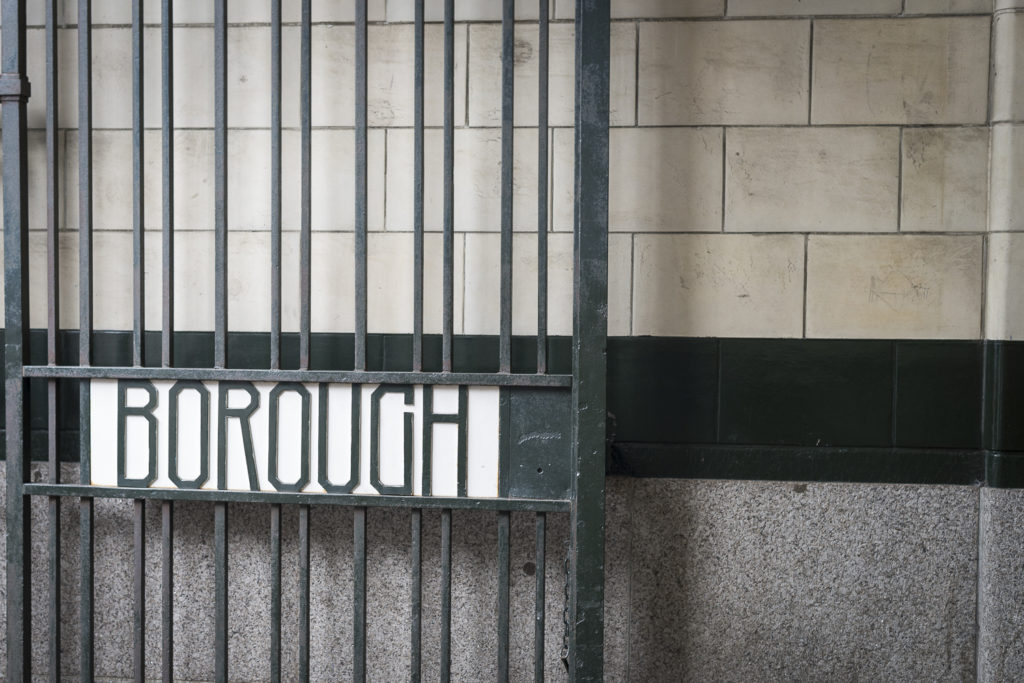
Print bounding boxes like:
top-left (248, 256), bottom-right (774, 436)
top-left (23, 365), bottom-right (574, 387)
top-left (534, 512), bottom-right (546, 682)
top-left (497, 511), bottom-right (511, 681)
top-left (410, 509), bottom-right (423, 681)
top-left (161, 0), bottom-right (174, 368)
top-left (214, 0), bottom-right (228, 369)
top-left (133, 500), bottom-right (146, 683)
top-left (132, 0), bottom-right (145, 368)
top-left (214, 503), bottom-right (229, 680)
top-left (270, 0), bottom-right (282, 371)
top-left (161, 501), bottom-right (174, 682)
top-left (537, 0), bottom-right (549, 375)
top-left (500, 0), bottom-right (515, 374)
top-left (442, 0), bottom-right (454, 373)
top-left (569, 0), bottom-right (610, 677)
top-left (299, 506), bottom-right (311, 681)
top-left (78, 0), bottom-right (95, 676)
top-left (300, 0), bottom-right (312, 371)
top-left (354, 507), bottom-right (368, 682)
top-left (412, 0), bottom-right (425, 372)
top-left (440, 509), bottom-right (452, 682)
top-left (354, 0), bottom-right (368, 371)
top-left (24, 485), bottom-right (573, 511)
top-left (45, 0), bottom-right (62, 677)
top-left (269, 505), bottom-right (282, 682)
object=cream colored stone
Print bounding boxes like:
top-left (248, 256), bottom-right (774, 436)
top-left (996, 0), bottom-right (1024, 8)
top-left (385, 128), bottom-right (542, 232)
top-left (552, 127), bottom-right (723, 232)
top-left (812, 18), bottom-right (990, 124)
top-left (904, 0), bottom-right (993, 12)
top-left (806, 235), bottom-right (983, 339)
top-left (468, 23), bottom-right (634, 128)
top-left (725, 127), bottom-right (899, 232)
top-left (25, 28), bottom-right (78, 130)
top-left (461, 233), bottom-right (630, 336)
top-left (993, 12), bottom-right (1024, 123)
top-left (990, 124), bottom-right (1024, 231)
top-left (985, 233), bottom-right (1024, 339)
top-left (367, 232), bottom-right (465, 334)
top-left (554, 0), bottom-right (725, 19)
top-left (901, 127), bottom-right (989, 231)
top-left (729, 0), bottom-right (901, 14)
top-left (0, 131), bottom-right (51, 233)
top-left (632, 234), bottom-right (804, 338)
top-left (368, 24), bottom-right (467, 127)
top-left (387, 0), bottom-right (544, 21)
top-left (638, 20), bottom-right (810, 126)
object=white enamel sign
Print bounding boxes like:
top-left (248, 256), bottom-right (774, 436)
top-left (90, 380), bottom-right (501, 498)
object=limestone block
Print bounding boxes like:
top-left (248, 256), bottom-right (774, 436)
top-left (901, 127), bottom-right (989, 231)
top-left (468, 22), bottom-right (635, 128)
top-left (985, 233), bottom-right (1024, 340)
top-left (638, 20), bottom-right (810, 125)
top-left (552, 127), bottom-right (724, 232)
top-left (806, 234), bottom-right (983, 339)
top-left (25, 27), bottom-right (78, 130)
top-left (904, 0), bottom-right (993, 12)
top-left (996, 0), bottom-right (1024, 8)
top-left (0, 130), bottom-right (51, 233)
top-left (461, 232), bottom-right (630, 336)
top-left (728, 0), bottom-right (901, 14)
top-left (812, 18), bottom-right (990, 124)
top-left (553, 0), bottom-right (726, 19)
top-left (725, 127), bottom-right (899, 232)
top-left (990, 124), bottom-right (1024, 231)
top-left (628, 480), bottom-right (978, 681)
top-left (993, 11), bottom-right (1024, 122)
top-left (385, 128), bottom-right (542, 233)
top-left (632, 233), bottom-right (805, 338)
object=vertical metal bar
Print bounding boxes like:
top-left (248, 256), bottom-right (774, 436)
top-left (161, 0), bottom-right (174, 369)
top-left (569, 0), bottom-right (609, 678)
top-left (442, 0), bottom-right (454, 373)
top-left (269, 505), bottom-right (281, 683)
top-left (440, 509), bottom-right (452, 682)
top-left (132, 0), bottom-right (145, 367)
top-left (3, 0), bottom-right (31, 677)
top-left (354, 0), bottom-right (368, 371)
top-left (161, 501), bottom-right (174, 682)
top-left (497, 512), bottom-right (511, 681)
top-left (131, 4), bottom-right (147, 679)
top-left (269, 0), bottom-right (283, 668)
top-left (214, 504), bottom-right (229, 681)
top-left (160, 3), bottom-right (175, 671)
top-left (45, 0), bottom-right (62, 677)
top-left (412, 0), bottom-right (425, 372)
top-left (410, 509), bottom-right (423, 682)
top-left (214, 4), bottom-right (229, 677)
top-left (133, 500), bottom-right (146, 683)
top-left (534, 512), bottom-right (545, 682)
top-left (499, 0), bottom-right (515, 374)
top-left (537, 0), bottom-right (549, 374)
top-left (300, 0), bottom-right (312, 371)
top-left (299, 506), bottom-right (311, 682)
top-left (270, 0), bottom-right (282, 371)
top-left (78, 0), bottom-right (95, 677)
top-left (353, 507), bottom-right (368, 682)
top-left (214, 0), bottom-right (228, 369)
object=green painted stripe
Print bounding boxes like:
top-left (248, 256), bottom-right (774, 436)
top-left (7, 331), bottom-right (1024, 487)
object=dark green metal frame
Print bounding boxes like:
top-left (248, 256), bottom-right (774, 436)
top-left (2, 0), bottom-right (610, 680)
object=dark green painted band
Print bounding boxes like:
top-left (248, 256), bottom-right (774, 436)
top-left (8, 331), bottom-right (1024, 487)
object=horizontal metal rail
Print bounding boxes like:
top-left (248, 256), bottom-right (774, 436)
top-left (23, 484), bottom-right (572, 512)
top-left (23, 365), bottom-right (573, 387)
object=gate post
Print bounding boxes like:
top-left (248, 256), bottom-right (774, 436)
top-left (2, 0), bottom-right (32, 679)
top-left (570, 0), bottom-right (610, 680)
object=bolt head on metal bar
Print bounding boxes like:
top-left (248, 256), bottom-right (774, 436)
top-left (0, 74), bottom-right (30, 101)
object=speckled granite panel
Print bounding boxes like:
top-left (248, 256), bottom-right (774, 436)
top-left (979, 487), bottom-right (1024, 682)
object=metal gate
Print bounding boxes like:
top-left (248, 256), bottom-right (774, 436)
top-left (2, 0), bottom-right (609, 679)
